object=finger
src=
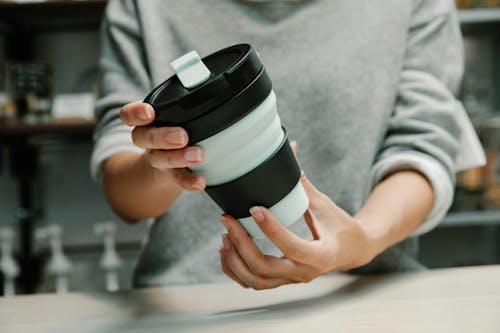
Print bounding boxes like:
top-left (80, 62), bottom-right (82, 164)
top-left (288, 143), bottom-right (322, 239)
top-left (249, 206), bottom-right (322, 265)
top-left (300, 172), bottom-right (345, 217)
top-left (221, 214), bottom-right (310, 280)
top-left (303, 209), bottom-right (321, 240)
top-left (300, 171), bottom-right (327, 207)
top-left (145, 146), bottom-right (204, 169)
top-left (219, 242), bottom-right (249, 288)
top-left (290, 140), bottom-right (297, 158)
top-left (120, 102), bottom-right (155, 126)
top-left (132, 126), bottom-right (189, 150)
top-left (289, 142), bottom-right (326, 211)
top-left (222, 235), bottom-right (293, 290)
top-left (171, 168), bottom-right (206, 191)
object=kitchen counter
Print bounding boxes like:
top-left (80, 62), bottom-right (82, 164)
top-left (1, 265), bottom-right (499, 333)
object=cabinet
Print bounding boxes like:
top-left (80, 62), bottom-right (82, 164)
top-left (422, 6), bottom-right (500, 268)
top-left (0, 0), bottom-right (107, 294)
top-left (450, 7), bottom-right (500, 226)
top-left (0, 1), bottom-right (499, 293)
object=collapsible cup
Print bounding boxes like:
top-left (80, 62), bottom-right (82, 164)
top-left (144, 44), bottom-right (308, 238)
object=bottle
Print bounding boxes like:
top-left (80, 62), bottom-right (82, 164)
top-left (0, 228), bottom-right (19, 297)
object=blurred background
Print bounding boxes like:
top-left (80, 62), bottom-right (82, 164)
top-left (0, 0), bottom-right (499, 296)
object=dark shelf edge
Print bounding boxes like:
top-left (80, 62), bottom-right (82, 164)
top-left (458, 8), bottom-right (500, 24)
top-left (0, 0), bottom-right (107, 31)
top-left (441, 209), bottom-right (500, 227)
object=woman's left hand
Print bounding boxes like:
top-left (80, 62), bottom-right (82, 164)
top-left (218, 172), bottom-right (377, 290)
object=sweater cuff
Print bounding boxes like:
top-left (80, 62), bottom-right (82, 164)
top-left (90, 123), bottom-right (144, 183)
top-left (371, 152), bottom-right (454, 236)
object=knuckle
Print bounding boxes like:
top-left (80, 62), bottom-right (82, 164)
top-left (148, 128), bottom-right (158, 147)
top-left (176, 171), bottom-right (192, 189)
top-left (144, 149), bottom-right (156, 164)
top-left (230, 234), bottom-right (242, 248)
top-left (316, 253), bottom-right (334, 273)
top-left (173, 170), bottom-right (184, 184)
top-left (251, 280), bottom-right (267, 291)
top-left (296, 272), bottom-right (315, 283)
top-left (247, 260), bottom-right (265, 276)
top-left (131, 128), bottom-right (140, 145)
top-left (182, 179), bottom-right (194, 190)
top-left (265, 225), bottom-right (280, 239)
top-left (284, 246), bottom-right (301, 261)
top-left (301, 276), bottom-right (314, 283)
top-left (319, 193), bottom-right (332, 204)
top-left (221, 265), bottom-right (230, 276)
top-left (163, 152), bottom-right (175, 168)
top-left (146, 150), bottom-right (163, 170)
top-left (314, 195), bottom-right (330, 210)
top-left (353, 248), bottom-right (373, 268)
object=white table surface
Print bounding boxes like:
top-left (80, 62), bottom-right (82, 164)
top-left (1, 265), bottom-right (499, 333)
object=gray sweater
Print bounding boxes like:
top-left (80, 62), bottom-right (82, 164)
top-left (92, 0), bottom-right (467, 286)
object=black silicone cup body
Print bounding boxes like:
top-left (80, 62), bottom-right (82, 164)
top-left (205, 129), bottom-right (300, 218)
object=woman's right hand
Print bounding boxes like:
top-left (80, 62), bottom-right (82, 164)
top-left (120, 101), bottom-right (206, 192)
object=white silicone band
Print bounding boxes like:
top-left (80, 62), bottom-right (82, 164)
top-left (238, 179), bottom-right (309, 239)
top-left (190, 91), bottom-right (283, 186)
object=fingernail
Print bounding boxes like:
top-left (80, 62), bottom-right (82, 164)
top-left (222, 234), bottom-right (231, 250)
top-left (250, 206), bottom-right (264, 223)
top-left (167, 129), bottom-right (187, 145)
top-left (192, 177), bottom-right (202, 190)
top-left (139, 105), bottom-right (153, 120)
top-left (184, 147), bottom-right (202, 162)
top-left (220, 216), bottom-right (230, 231)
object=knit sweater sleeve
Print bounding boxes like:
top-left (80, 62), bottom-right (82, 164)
top-left (371, 0), bottom-right (479, 235)
top-left (90, 0), bottom-right (150, 182)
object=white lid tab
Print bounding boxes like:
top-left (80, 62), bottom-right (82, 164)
top-left (170, 50), bottom-right (211, 89)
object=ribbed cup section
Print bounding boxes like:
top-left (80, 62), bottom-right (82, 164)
top-left (190, 91), bottom-right (283, 186)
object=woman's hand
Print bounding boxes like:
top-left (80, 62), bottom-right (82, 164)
top-left (218, 172), bottom-right (376, 290)
top-left (102, 101), bottom-right (207, 222)
top-left (120, 101), bottom-right (206, 191)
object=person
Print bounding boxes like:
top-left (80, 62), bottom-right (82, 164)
top-left (91, 0), bottom-right (484, 289)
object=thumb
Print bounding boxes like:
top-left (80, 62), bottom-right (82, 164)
top-left (120, 101), bottom-right (155, 126)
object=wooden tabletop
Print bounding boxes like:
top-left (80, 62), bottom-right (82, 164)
top-left (1, 265), bottom-right (499, 333)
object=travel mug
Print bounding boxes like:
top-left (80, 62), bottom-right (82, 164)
top-left (144, 44), bottom-right (309, 239)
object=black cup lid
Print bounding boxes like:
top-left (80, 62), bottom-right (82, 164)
top-left (144, 44), bottom-right (273, 144)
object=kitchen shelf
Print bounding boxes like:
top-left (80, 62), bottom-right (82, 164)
top-left (441, 210), bottom-right (500, 227)
top-left (459, 8), bottom-right (500, 24)
top-left (0, 3), bottom-right (498, 29)
top-left (0, 118), bottom-right (95, 143)
top-left (0, 0), bottom-right (107, 30)
top-left (0, 116), bottom-right (95, 293)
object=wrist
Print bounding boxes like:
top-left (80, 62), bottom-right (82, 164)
top-left (353, 216), bottom-right (386, 265)
top-left (355, 171), bottom-right (435, 260)
top-left (331, 218), bottom-right (379, 271)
